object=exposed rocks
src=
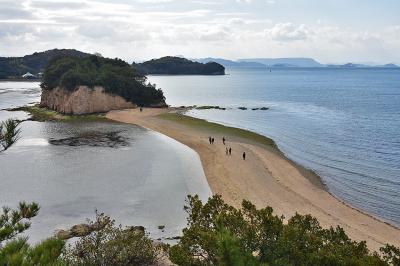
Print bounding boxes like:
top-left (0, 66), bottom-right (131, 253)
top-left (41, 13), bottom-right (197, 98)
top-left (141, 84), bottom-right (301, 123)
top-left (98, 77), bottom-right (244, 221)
top-left (55, 220), bottom-right (148, 240)
top-left (165, 236), bottom-right (181, 240)
top-left (195, 106), bottom-right (226, 110)
top-left (40, 86), bottom-right (137, 115)
top-left (55, 218), bottom-right (111, 240)
top-left (238, 107), bottom-right (247, 110)
top-left (126, 225), bottom-right (146, 234)
top-left (252, 107), bottom-right (269, 111)
top-left (49, 131), bottom-right (129, 148)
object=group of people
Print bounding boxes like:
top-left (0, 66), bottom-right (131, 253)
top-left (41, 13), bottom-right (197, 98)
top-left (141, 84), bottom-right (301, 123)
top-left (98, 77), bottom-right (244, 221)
top-left (208, 136), bottom-right (246, 160)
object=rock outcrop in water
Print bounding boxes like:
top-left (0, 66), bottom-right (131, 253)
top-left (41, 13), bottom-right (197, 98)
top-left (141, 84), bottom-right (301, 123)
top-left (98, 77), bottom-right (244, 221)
top-left (40, 86), bottom-right (137, 114)
top-left (40, 56), bottom-right (166, 114)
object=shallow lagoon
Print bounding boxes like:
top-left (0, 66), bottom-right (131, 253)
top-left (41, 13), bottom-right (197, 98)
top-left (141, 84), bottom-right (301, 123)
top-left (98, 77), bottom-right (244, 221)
top-left (0, 82), bottom-right (211, 242)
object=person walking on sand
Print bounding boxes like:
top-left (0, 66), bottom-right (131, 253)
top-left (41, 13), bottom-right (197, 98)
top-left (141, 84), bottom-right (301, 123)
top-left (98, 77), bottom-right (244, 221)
top-left (225, 147), bottom-right (228, 155)
top-left (212, 138), bottom-right (215, 144)
top-left (222, 137), bottom-right (226, 145)
top-left (140, 107), bottom-right (143, 112)
top-left (229, 147), bottom-right (232, 155)
top-left (243, 152), bottom-right (246, 160)
top-left (208, 137), bottom-right (212, 144)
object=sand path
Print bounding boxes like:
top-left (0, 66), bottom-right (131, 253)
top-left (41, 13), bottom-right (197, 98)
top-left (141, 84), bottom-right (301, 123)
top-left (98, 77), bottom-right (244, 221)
top-left (107, 108), bottom-right (400, 251)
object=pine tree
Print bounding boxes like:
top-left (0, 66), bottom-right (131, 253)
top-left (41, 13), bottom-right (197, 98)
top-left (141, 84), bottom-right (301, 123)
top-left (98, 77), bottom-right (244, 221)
top-left (0, 119), bottom-right (21, 152)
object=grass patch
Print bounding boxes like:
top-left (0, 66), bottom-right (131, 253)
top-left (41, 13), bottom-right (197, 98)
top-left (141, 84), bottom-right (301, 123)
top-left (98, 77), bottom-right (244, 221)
top-left (10, 105), bottom-right (108, 122)
top-left (159, 113), bottom-right (276, 148)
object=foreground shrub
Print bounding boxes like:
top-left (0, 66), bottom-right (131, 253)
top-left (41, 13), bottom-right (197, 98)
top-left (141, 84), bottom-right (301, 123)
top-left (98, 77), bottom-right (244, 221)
top-left (0, 202), bottom-right (65, 265)
top-left (1, 204), bottom-right (162, 265)
top-left (1, 196), bottom-right (399, 265)
top-left (169, 195), bottom-right (399, 266)
top-left (62, 212), bottom-right (162, 266)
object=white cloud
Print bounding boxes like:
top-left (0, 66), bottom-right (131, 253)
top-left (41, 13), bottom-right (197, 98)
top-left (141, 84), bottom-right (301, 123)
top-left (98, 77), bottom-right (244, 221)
top-left (264, 23), bottom-right (311, 41)
top-left (0, 0), bottom-right (399, 64)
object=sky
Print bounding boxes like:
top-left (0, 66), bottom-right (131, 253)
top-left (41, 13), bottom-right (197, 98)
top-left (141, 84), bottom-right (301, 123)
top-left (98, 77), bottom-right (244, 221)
top-left (1, 0), bottom-right (400, 64)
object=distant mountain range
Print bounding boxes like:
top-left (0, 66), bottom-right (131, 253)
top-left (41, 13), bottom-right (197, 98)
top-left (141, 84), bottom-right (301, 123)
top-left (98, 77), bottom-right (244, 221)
top-left (196, 58), bottom-right (267, 69)
top-left (326, 63), bottom-right (400, 68)
top-left (1, 49), bottom-right (399, 80)
top-left (195, 57), bottom-right (400, 69)
top-left (239, 58), bottom-right (324, 68)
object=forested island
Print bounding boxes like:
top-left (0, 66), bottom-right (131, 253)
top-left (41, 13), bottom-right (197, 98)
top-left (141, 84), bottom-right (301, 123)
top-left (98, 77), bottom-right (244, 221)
top-left (0, 50), bottom-right (225, 79)
top-left (40, 56), bottom-right (166, 114)
top-left (0, 49), bottom-right (90, 79)
top-left (134, 56), bottom-right (225, 75)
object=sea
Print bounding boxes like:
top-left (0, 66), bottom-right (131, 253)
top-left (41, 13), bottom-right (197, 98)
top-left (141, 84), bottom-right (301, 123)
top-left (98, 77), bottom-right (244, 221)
top-left (0, 67), bottom-right (399, 242)
top-left (148, 67), bottom-right (400, 227)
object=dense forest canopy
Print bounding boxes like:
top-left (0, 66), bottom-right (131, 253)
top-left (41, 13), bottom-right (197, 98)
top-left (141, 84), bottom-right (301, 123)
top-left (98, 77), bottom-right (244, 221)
top-left (0, 49), bottom-right (90, 79)
top-left (41, 56), bottom-right (165, 106)
top-left (134, 56), bottom-right (225, 75)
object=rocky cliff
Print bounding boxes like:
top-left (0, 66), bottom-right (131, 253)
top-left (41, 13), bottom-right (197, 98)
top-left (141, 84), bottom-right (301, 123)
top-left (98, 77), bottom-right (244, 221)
top-left (40, 86), bottom-right (137, 114)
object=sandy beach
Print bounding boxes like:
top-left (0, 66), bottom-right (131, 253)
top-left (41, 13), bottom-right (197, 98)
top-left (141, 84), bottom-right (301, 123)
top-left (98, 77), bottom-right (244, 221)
top-left (107, 107), bottom-right (400, 251)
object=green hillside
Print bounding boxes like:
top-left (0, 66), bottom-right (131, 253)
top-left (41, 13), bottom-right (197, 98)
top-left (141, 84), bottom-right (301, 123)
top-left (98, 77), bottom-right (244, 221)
top-left (134, 56), bottom-right (225, 75)
top-left (0, 49), bottom-right (90, 79)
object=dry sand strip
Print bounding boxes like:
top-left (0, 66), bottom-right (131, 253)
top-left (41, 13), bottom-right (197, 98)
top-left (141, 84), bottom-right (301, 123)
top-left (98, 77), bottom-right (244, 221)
top-left (106, 107), bottom-right (400, 252)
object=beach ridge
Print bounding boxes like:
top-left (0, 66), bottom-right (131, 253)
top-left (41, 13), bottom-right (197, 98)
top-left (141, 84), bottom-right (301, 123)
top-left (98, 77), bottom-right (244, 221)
top-left (106, 107), bottom-right (400, 251)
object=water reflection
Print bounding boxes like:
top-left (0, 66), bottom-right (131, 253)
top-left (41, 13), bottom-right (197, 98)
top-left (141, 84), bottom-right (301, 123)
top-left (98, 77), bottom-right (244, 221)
top-left (1, 119), bottom-right (211, 243)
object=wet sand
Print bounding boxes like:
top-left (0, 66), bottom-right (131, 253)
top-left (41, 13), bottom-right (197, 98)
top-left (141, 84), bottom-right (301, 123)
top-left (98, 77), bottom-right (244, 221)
top-left (107, 107), bottom-right (400, 251)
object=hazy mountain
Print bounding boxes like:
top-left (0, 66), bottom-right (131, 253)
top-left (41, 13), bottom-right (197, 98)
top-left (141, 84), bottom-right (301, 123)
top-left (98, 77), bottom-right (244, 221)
top-left (325, 63), bottom-right (400, 68)
top-left (238, 58), bottom-right (324, 68)
top-left (326, 63), bottom-right (370, 68)
top-left (379, 63), bottom-right (399, 68)
top-left (195, 58), bottom-right (267, 69)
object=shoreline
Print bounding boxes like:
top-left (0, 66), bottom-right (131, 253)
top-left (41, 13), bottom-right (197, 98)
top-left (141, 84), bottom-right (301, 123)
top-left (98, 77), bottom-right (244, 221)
top-left (107, 107), bottom-right (400, 251)
top-left (187, 112), bottom-right (400, 230)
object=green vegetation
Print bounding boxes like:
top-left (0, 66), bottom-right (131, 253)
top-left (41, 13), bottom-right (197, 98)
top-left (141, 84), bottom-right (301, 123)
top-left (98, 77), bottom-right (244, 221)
top-left (0, 119), bottom-right (21, 152)
top-left (0, 196), bottom-right (399, 265)
top-left (0, 201), bottom-right (64, 265)
top-left (169, 195), bottom-right (400, 266)
top-left (134, 56), bottom-right (225, 75)
top-left (159, 113), bottom-right (276, 148)
top-left (0, 49), bottom-right (90, 79)
top-left (41, 55), bottom-right (165, 107)
top-left (11, 105), bottom-right (108, 122)
top-left (0, 205), bottom-right (162, 266)
top-left (62, 213), bottom-right (163, 265)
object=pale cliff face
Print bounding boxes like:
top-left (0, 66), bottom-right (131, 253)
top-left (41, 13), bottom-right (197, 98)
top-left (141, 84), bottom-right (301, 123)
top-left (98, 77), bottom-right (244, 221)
top-left (40, 86), bottom-right (137, 114)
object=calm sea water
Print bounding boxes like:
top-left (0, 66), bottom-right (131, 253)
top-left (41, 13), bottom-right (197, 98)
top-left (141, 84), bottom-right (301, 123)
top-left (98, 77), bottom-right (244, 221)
top-left (0, 82), bottom-right (211, 242)
top-left (148, 68), bottom-right (400, 226)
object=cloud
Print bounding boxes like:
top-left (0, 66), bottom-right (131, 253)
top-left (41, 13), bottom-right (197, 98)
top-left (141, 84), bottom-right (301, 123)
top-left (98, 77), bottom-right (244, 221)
top-left (29, 1), bottom-right (89, 10)
top-left (265, 23), bottom-right (311, 41)
top-left (0, 1), bottom-right (34, 20)
top-left (0, 0), bottom-right (399, 63)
